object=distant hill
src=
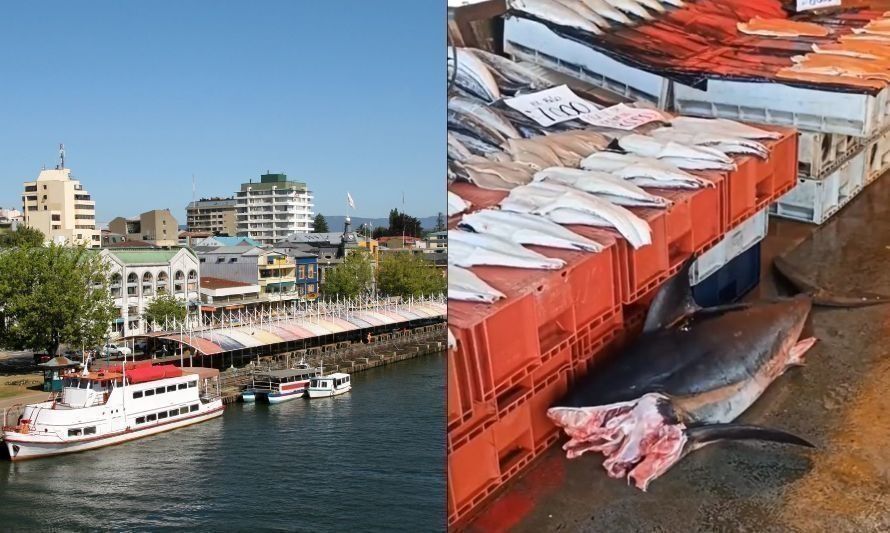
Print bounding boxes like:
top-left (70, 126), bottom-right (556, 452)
top-left (323, 215), bottom-right (440, 233)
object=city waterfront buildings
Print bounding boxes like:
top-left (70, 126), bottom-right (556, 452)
top-left (186, 197), bottom-right (237, 236)
top-left (21, 166), bottom-right (99, 248)
top-left (108, 209), bottom-right (178, 247)
top-left (196, 246), bottom-right (299, 297)
top-left (276, 218), bottom-right (376, 286)
top-left (235, 173), bottom-right (314, 246)
top-left (99, 247), bottom-right (201, 337)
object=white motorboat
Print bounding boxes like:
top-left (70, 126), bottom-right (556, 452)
top-left (307, 372), bottom-right (352, 399)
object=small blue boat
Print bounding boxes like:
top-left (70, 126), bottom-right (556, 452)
top-left (241, 389), bottom-right (256, 403)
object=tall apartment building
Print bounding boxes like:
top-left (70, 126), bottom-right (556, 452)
top-left (186, 197), bottom-right (237, 236)
top-left (22, 167), bottom-right (99, 248)
top-left (235, 173), bottom-right (313, 246)
top-left (108, 209), bottom-right (178, 247)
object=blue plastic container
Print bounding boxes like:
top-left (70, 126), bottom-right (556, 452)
top-left (691, 242), bottom-right (762, 308)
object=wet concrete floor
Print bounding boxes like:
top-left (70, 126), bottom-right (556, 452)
top-left (470, 176), bottom-right (890, 532)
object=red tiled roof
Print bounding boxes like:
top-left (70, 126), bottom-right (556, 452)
top-left (200, 276), bottom-right (254, 289)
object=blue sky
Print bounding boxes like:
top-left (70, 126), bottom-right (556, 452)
top-left (0, 1), bottom-right (445, 224)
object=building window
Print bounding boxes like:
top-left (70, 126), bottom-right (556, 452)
top-left (308, 265), bottom-right (315, 278)
top-left (51, 214), bottom-right (60, 221)
top-left (298, 265), bottom-right (306, 279)
top-left (42, 195), bottom-right (47, 201)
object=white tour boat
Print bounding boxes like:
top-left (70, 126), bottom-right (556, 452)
top-left (2, 361), bottom-right (224, 461)
top-left (307, 372), bottom-right (352, 398)
top-left (250, 367), bottom-right (321, 404)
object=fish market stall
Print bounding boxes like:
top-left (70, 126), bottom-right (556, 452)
top-left (446, 43), bottom-right (804, 529)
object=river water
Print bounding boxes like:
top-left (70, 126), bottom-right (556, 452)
top-left (0, 353), bottom-right (445, 532)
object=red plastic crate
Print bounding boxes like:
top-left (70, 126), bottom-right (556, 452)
top-left (448, 341), bottom-right (497, 441)
top-left (492, 400), bottom-right (537, 482)
top-left (767, 127), bottom-right (799, 201)
top-left (447, 182), bottom-right (507, 214)
top-left (448, 425), bottom-right (501, 524)
top-left (725, 158), bottom-right (759, 230)
top-left (449, 293), bottom-right (542, 402)
top-left (528, 365), bottom-right (572, 448)
top-left (614, 208), bottom-right (669, 304)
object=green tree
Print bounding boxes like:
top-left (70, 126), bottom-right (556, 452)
top-left (435, 212), bottom-right (445, 232)
top-left (321, 251), bottom-right (373, 298)
top-left (376, 252), bottom-right (446, 298)
top-left (0, 245), bottom-right (116, 356)
top-left (313, 213), bottom-right (330, 233)
top-left (0, 225), bottom-right (44, 248)
top-left (387, 209), bottom-right (422, 238)
top-left (143, 293), bottom-right (187, 327)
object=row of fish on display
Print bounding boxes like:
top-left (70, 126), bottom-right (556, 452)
top-left (507, 0), bottom-right (890, 92)
top-left (447, 47), bottom-right (779, 305)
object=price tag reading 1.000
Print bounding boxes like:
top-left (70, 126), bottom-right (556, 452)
top-left (795, 0), bottom-right (840, 12)
top-left (503, 85), bottom-right (597, 128)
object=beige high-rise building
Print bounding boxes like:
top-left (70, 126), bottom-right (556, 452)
top-left (108, 209), bottom-right (179, 247)
top-left (186, 197), bottom-right (237, 236)
top-left (22, 167), bottom-right (99, 248)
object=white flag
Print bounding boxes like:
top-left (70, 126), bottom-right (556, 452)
top-left (347, 192), bottom-right (355, 209)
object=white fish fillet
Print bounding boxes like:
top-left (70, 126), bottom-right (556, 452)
top-left (449, 97), bottom-right (521, 140)
top-left (464, 159), bottom-right (535, 186)
top-left (649, 128), bottom-right (768, 159)
top-left (580, 151), bottom-right (711, 189)
top-left (448, 132), bottom-right (474, 163)
top-left (534, 167), bottom-right (670, 207)
top-left (554, 0), bottom-right (612, 29)
top-left (600, 0), bottom-right (652, 20)
top-left (660, 156), bottom-right (734, 171)
top-left (448, 191), bottom-right (471, 217)
top-left (448, 265), bottom-right (506, 303)
top-left (462, 168), bottom-right (520, 190)
top-left (505, 138), bottom-right (565, 169)
top-left (661, 0), bottom-right (684, 6)
top-left (500, 182), bottom-right (652, 249)
top-left (578, 0), bottom-right (633, 24)
top-left (668, 117), bottom-right (780, 140)
top-left (449, 229), bottom-right (566, 269)
top-left (460, 208), bottom-right (603, 251)
top-left (533, 131), bottom-right (610, 166)
top-left (450, 48), bottom-right (501, 102)
top-left (509, 0), bottom-right (604, 34)
top-left (619, 134), bottom-right (733, 164)
top-left (634, 0), bottom-right (666, 13)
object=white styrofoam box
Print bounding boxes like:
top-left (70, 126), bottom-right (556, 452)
top-left (770, 148), bottom-right (868, 224)
top-left (690, 208), bottom-right (768, 286)
top-left (503, 16), bottom-right (671, 108)
top-left (674, 80), bottom-right (889, 138)
top-left (866, 129), bottom-right (890, 182)
top-left (798, 131), bottom-right (863, 179)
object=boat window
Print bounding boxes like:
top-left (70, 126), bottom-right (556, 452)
top-left (136, 416), bottom-right (145, 424)
top-left (167, 385), bottom-right (176, 392)
top-left (68, 428), bottom-right (82, 437)
top-left (190, 404), bottom-right (199, 412)
top-left (84, 427), bottom-right (96, 435)
top-left (180, 407), bottom-right (189, 415)
top-left (133, 391), bottom-right (143, 399)
top-left (144, 389), bottom-right (155, 397)
top-left (147, 414), bottom-right (157, 422)
top-left (80, 380), bottom-right (89, 389)
top-left (188, 380), bottom-right (197, 388)
top-left (169, 409), bottom-right (179, 417)
top-left (155, 387), bottom-right (164, 395)
top-left (178, 383), bottom-right (187, 390)
top-left (158, 411), bottom-right (168, 420)
top-left (92, 382), bottom-right (104, 391)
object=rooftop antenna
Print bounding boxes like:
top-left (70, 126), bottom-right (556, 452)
top-left (192, 173), bottom-right (196, 207)
top-left (58, 143), bottom-right (65, 169)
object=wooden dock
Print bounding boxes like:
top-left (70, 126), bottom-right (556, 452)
top-left (217, 324), bottom-right (446, 404)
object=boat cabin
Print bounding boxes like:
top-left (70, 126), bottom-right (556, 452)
top-left (309, 373), bottom-right (350, 390)
top-left (58, 371), bottom-right (124, 408)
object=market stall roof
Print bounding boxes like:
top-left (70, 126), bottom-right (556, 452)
top-left (38, 356), bottom-right (81, 369)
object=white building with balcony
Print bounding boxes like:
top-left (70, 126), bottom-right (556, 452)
top-left (99, 247), bottom-right (200, 338)
top-left (235, 172), bottom-right (313, 246)
top-left (22, 166), bottom-right (99, 248)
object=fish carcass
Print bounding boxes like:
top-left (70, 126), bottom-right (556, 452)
top-left (504, 137), bottom-right (566, 170)
top-left (449, 229), bottom-right (566, 270)
top-left (548, 264), bottom-right (816, 490)
top-left (460, 159), bottom-right (536, 190)
top-left (448, 109), bottom-right (510, 149)
top-left (447, 132), bottom-right (475, 163)
top-left (459, 208), bottom-right (604, 251)
top-left (448, 47), bottom-right (501, 102)
top-left (668, 117), bottom-right (781, 140)
top-left (500, 181), bottom-right (652, 249)
top-left (448, 191), bottom-right (471, 217)
top-left (449, 96), bottom-right (522, 141)
top-left (580, 151), bottom-right (711, 189)
top-left (448, 264), bottom-right (506, 303)
top-left (531, 131), bottom-right (611, 167)
top-left (468, 48), bottom-right (551, 92)
top-left (534, 167), bottom-right (671, 207)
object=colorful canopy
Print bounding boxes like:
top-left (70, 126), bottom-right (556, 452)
top-left (161, 302), bottom-right (445, 355)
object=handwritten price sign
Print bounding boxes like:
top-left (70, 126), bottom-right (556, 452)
top-left (795, 0), bottom-right (840, 11)
top-left (579, 103), bottom-right (667, 130)
top-left (503, 85), bottom-right (598, 127)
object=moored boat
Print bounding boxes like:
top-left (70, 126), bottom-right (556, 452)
top-left (2, 361), bottom-right (224, 461)
top-left (307, 372), bottom-right (352, 399)
top-left (253, 368), bottom-right (320, 404)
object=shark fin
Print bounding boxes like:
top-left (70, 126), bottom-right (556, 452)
top-left (643, 259), bottom-right (699, 334)
top-left (684, 423), bottom-right (815, 452)
top-left (773, 255), bottom-right (890, 308)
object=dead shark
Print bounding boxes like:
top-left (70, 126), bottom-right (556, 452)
top-left (548, 262), bottom-right (816, 490)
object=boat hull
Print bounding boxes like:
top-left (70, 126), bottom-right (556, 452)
top-left (265, 390), bottom-right (306, 404)
top-left (4, 403), bottom-right (224, 461)
top-left (307, 385), bottom-right (352, 399)
top-left (241, 391), bottom-right (256, 403)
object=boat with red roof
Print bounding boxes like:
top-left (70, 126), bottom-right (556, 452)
top-left (2, 359), bottom-right (224, 461)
